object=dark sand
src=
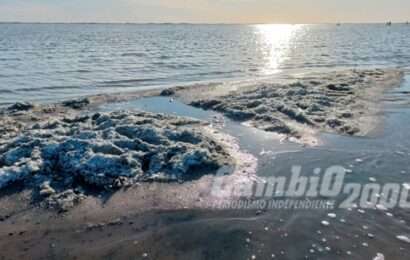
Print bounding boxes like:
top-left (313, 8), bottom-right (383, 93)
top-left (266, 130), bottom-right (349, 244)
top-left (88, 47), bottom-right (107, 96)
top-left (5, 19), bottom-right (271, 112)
top-left (0, 68), bottom-right (408, 260)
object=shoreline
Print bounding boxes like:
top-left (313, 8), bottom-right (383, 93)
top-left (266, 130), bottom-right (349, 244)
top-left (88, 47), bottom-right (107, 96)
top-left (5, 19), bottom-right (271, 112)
top-left (2, 68), bottom-right (402, 135)
top-left (0, 67), bottom-right (407, 259)
top-left (0, 68), bottom-right (403, 209)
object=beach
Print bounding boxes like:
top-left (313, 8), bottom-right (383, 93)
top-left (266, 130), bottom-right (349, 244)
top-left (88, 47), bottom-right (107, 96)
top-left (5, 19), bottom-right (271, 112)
top-left (1, 67), bottom-right (410, 259)
top-left (1, 23), bottom-right (410, 260)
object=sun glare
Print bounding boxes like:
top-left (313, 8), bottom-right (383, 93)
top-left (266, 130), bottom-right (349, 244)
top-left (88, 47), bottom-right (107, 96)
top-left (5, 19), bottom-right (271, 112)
top-left (254, 24), bottom-right (303, 75)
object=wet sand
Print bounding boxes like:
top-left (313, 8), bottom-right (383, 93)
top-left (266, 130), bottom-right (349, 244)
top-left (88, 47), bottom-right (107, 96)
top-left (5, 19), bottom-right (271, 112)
top-left (0, 69), bottom-right (409, 260)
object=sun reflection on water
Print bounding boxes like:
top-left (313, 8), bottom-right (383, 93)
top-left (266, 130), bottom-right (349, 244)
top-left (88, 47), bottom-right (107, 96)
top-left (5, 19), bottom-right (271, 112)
top-left (254, 24), bottom-right (304, 75)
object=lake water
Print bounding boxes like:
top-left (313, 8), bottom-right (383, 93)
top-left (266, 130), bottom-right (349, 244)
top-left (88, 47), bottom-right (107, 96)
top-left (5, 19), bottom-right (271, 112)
top-left (1, 23), bottom-right (410, 259)
top-left (1, 23), bottom-right (410, 105)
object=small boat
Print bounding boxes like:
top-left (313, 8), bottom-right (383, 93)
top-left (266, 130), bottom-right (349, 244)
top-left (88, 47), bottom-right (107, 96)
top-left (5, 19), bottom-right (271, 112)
top-left (336, 23), bottom-right (341, 26)
top-left (406, 21), bottom-right (409, 25)
top-left (386, 21), bottom-right (392, 26)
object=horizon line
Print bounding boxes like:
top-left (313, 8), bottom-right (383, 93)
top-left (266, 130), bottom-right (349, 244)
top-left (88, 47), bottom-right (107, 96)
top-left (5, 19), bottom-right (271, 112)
top-left (0, 21), bottom-right (408, 25)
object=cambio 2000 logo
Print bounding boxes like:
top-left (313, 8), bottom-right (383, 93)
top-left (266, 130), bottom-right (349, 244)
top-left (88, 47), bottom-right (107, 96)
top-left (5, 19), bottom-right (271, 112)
top-left (210, 165), bottom-right (410, 209)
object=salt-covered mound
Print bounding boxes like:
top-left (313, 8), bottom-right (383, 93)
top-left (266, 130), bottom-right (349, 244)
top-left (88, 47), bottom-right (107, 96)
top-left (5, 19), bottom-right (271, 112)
top-left (190, 69), bottom-right (403, 138)
top-left (0, 111), bottom-right (231, 210)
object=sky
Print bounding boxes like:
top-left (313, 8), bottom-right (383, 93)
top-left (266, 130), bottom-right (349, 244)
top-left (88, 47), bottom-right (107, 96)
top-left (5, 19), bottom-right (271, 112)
top-left (0, 0), bottom-right (409, 23)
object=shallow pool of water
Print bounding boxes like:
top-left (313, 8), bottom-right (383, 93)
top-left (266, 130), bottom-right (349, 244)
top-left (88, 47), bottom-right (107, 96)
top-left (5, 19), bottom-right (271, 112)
top-left (97, 75), bottom-right (410, 259)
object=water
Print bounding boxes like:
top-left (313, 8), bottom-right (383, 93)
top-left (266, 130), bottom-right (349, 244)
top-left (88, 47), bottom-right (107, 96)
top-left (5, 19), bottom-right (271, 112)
top-left (1, 23), bottom-right (410, 105)
top-left (94, 76), bottom-right (410, 259)
top-left (2, 23), bottom-right (410, 259)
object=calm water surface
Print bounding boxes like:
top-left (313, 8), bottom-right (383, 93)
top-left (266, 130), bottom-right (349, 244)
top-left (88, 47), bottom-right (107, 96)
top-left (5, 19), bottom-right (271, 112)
top-left (0, 23), bottom-right (410, 105)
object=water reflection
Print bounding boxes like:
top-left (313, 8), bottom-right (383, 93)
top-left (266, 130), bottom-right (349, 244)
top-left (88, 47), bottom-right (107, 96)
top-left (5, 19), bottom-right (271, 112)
top-left (254, 24), bottom-right (304, 75)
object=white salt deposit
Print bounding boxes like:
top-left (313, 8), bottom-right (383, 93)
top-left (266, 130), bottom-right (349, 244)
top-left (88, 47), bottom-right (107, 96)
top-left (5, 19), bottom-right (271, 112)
top-left (327, 213), bottom-right (337, 218)
top-left (321, 220), bottom-right (330, 227)
top-left (373, 253), bottom-right (385, 260)
top-left (396, 235), bottom-right (410, 243)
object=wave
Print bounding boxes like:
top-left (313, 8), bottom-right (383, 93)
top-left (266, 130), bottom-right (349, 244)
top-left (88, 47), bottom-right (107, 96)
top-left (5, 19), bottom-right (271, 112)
top-left (0, 58), bottom-right (21, 61)
top-left (75, 69), bottom-right (92, 73)
top-left (152, 63), bottom-right (202, 69)
top-left (121, 52), bottom-right (146, 57)
top-left (193, 70), bottom-right (244, 77)
top-left (163, 64), bottom-right (190, 69)
top-left (99, 78), bottom-right (166, 87)
top-left (102, 78), bottom-right (162, 84)
top-left (0, 89), bottom-right (15, 94)
top-left (16, 85), bottom-right (84, 92)
top-left (0, 102), bottom-right (13, 107)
